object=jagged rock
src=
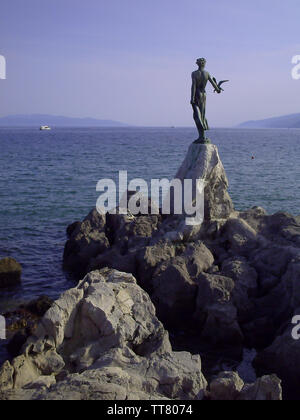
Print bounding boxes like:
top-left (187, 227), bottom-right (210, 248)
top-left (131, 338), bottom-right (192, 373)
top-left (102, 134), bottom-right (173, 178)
top-left (23, 375), bottom-right (56, 390)
top-left (254, 325), bottom-right (300, 399)
top-left (151, 257), bottom-right (197, 328)
top-left (66, 221), bottom-right (81, 237)
top-left (280, 257), bottom-right (300, 311)
top-left (247, 281), bottom-right (291, 337)
top-left (238, 206), bottom-right (268, 232)
top-left (250, 246), bottom-right (293, 293)
top-left (174, 143), bottom-right (234, 220)
top-left (107, 212), bottom-right (161, 249)
top-left (11, 351), bottom-right (64, 389)
top-left (238, 375), bottom-right (282, 401)
top-left (210, 371), bottom-right (244, 400)
top-left (195, 273), bottom-right (234, 308)
top-left (1, 347), bottom-right (207, 400)
top-left (0, 257), bottom-right (22, 288)
top-left (221, 257), bottom-right (258, 323)
top-left (0, 361), bottom-right (14, 391)
top-left (194, 273), bottom-right (243, 349)
top-left (183, 241), bottom-right (214, 277)
top-left (90, 347), bottom-right (207, 400)
top-left (136, 241), bottom-right (176, 287)
top-left (0, 269), bottom-right (208, 400)
top-left (87, 248), bottom-right (137, 276)
top-left (222, 217), bottom-right (258, 256)
top-left (264, 212), bottom-right (300, 245)
top-left (63, 209), bottom-right (110, 275)
top-left (240, 210), bottom-right (300, 246)
top-left (210, 371), bottom-right (282, 401)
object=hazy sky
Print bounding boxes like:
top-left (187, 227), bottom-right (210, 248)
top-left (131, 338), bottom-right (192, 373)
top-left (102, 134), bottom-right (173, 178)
top-left (0, 0), bottom-right (300, 126)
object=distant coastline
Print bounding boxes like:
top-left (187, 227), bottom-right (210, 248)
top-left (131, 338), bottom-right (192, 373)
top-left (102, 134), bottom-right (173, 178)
top-left (238, 113), bottom-right (300, 129)
top-left (0, 114), bottom-right (130, 128)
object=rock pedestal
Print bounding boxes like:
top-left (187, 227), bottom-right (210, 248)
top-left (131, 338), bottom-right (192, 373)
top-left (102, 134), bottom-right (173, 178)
top-left (175, 143), bottom-right (234, 220)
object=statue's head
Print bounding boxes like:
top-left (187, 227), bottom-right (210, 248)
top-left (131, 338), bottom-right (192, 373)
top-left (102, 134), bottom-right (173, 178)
top-left (196, 58), bottom-right (206, 68)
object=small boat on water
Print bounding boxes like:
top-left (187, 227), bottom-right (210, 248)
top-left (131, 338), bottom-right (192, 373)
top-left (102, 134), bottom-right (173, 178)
top-left (40, 125), bottom-right (51, 130)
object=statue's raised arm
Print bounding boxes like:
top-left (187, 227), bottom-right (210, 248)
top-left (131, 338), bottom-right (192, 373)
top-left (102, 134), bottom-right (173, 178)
top-left (208, 74), bottom-right (221, 93)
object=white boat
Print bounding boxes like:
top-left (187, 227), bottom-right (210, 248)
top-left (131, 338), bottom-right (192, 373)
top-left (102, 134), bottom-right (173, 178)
top-left (40, 125), bottom-right (51, 130)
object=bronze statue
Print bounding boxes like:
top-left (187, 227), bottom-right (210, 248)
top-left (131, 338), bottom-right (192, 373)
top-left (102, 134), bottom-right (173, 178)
top-left (191, 58), bottom-right (228, 143)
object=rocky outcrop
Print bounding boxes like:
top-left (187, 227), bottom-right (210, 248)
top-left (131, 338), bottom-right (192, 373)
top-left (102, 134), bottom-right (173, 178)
top-left (59, 143), bottom-right (300, 399)
top-left (0, 257), bottom-right (22, 288)
top-left (0, 269), bottom-right (207, 400)
top-left (0, 268), bottom-right (284, 401)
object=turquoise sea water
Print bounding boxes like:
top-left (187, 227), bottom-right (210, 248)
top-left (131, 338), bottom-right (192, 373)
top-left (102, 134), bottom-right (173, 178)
top-left (0, 127), bottom-right (299, 309)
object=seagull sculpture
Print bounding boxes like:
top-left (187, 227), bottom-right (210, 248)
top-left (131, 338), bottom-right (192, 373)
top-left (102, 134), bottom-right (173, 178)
top-left (212, 78), bottom-right (229, 92)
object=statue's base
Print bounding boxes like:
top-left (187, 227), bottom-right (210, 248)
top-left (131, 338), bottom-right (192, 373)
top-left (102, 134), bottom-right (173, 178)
top-left (193, 138), bottom-right (211, 145)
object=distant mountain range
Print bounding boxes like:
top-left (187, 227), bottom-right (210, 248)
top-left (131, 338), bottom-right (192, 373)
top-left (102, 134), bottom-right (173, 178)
top-left (238, 113), bottom-right (300, 129)
top-left (0, 114), bottom-right (129, 127)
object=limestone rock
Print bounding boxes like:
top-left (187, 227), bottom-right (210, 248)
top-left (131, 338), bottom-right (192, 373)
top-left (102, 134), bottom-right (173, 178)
top-left (0, 269), bottom-right (208, 401)
top-left (238, 375), bottom-right (282, 401)
top-left (221, 257), bottom-right (258, 322)
top-left (251, 246), bottom-right (293, 293)
top-left (151, 257), bottom-right (197, 328)
top-left (0, 257), bottom-right (22, 288)
top-left (210, 371), bottom-right (282, 401)
top-left (3, 347), bottom-right (207, 400)
top-left (210, 371), bottom-right (244, 400)
top-left (223, 217), bottom-right (258, 256)
top-left (194, 273), bottom-right (243, 348)
top-left (282, 258), bottom-right (300, 311)
top-left (23, 375), bottom-right (56, 390)
top-left (183, 241), bottom-right (214, 277)
top-left (63, 209), bottom-right (110, 275)
top-left (0, 361), bottom-right (14, 391)
top-left (136, 241), bottom-right (176, 286)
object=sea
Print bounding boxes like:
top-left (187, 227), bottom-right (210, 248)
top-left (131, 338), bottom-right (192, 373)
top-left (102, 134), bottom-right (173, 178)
top-left (0, 126), bottom-right (299, 309)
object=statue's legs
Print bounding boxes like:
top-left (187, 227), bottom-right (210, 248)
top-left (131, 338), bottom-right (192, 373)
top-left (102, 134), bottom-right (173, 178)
top-left (192, 93), bottom-right (209, 142)
top-left (192, 104), bottom-right (205, 141)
